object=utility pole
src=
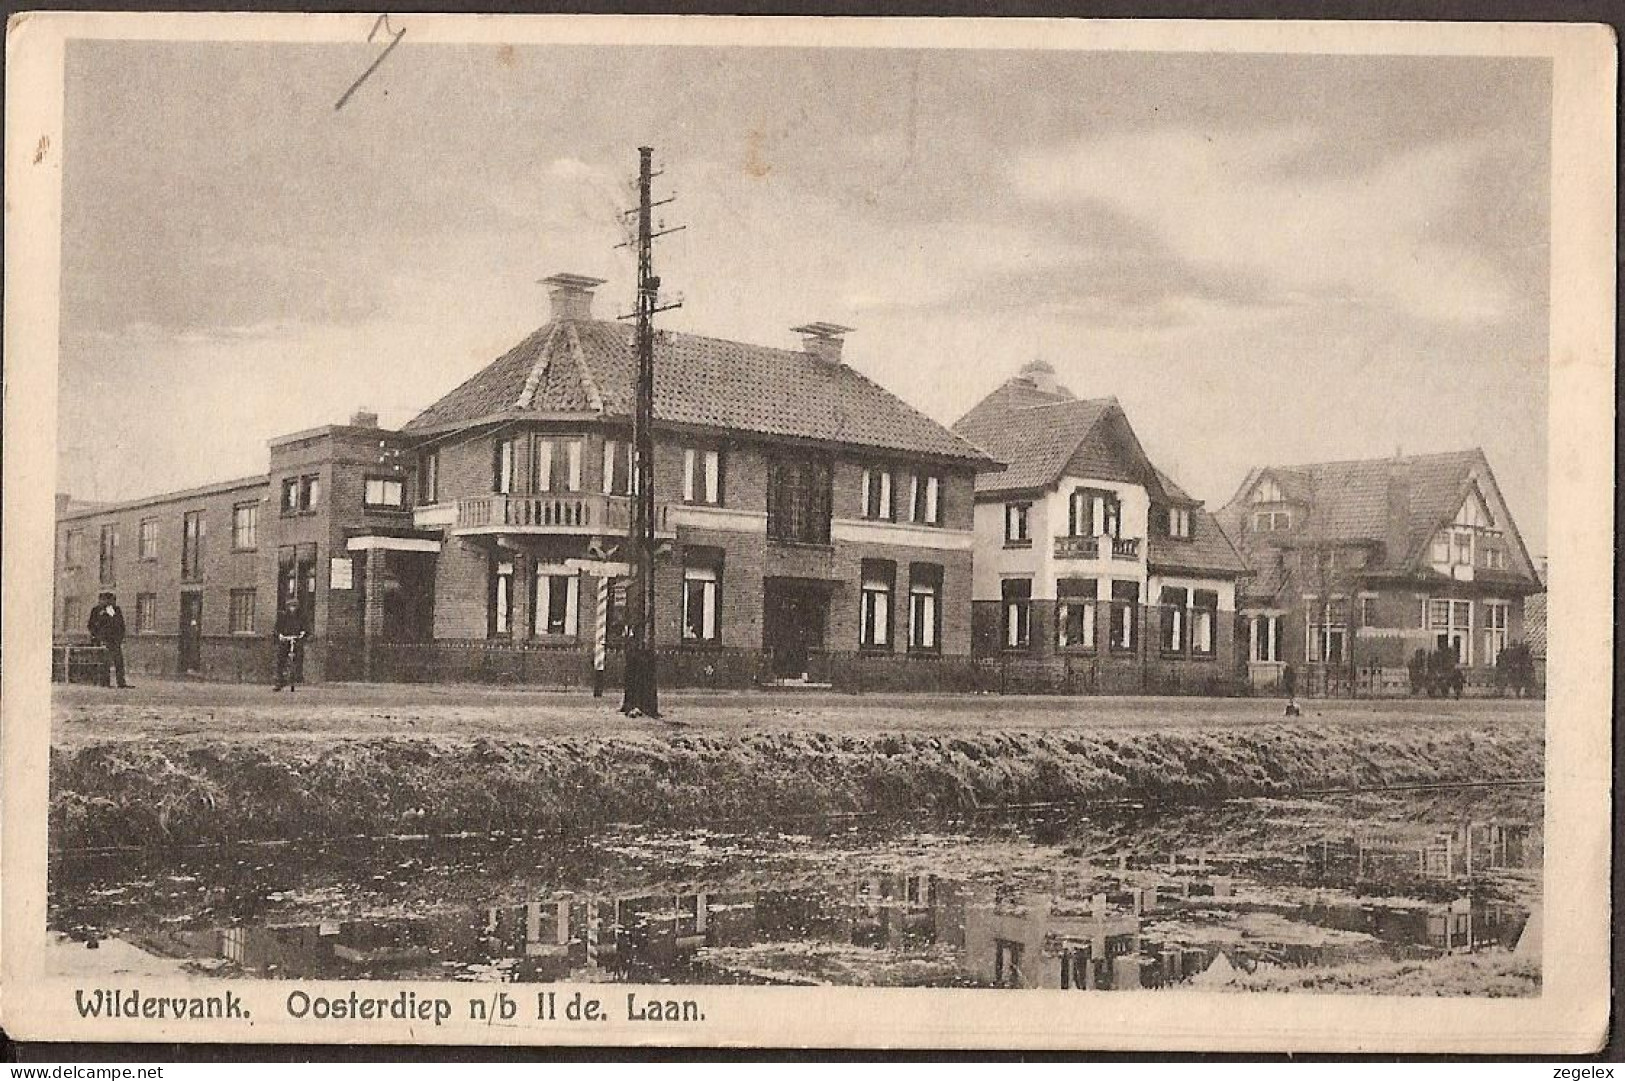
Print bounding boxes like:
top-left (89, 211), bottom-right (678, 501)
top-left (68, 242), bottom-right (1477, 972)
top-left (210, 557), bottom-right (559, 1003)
top-left (617, 146), bottom-right (683, 718)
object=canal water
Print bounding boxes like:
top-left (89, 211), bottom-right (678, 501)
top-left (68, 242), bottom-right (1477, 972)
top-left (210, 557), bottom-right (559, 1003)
top-left (49, 787), bottom-right (1540, 992)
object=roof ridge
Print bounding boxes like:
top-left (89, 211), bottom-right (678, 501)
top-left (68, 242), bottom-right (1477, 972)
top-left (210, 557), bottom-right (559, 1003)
top-left (565, 322), bottom-right (606, 413)
top-left (1272, 448), bottom-right (1483, 472)
top-left (1010, 395), bottom-right (1116, 414)
top-left (513, 323), bottom-right (563, 410)
top-left (833, 359), bottom-right (997, 460)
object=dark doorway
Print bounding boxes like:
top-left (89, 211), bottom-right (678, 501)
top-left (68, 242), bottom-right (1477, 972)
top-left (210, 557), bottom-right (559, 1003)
top-left (357, 550), bottom-right (437, 641)
top-left (178, 591), bottom-right (203, 674)
top-left (762, 578), bottom-right (830, 679)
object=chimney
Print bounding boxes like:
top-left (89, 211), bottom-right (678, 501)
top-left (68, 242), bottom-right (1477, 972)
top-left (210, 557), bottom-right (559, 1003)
top-left (1385, 457), bottom-right (1411, 566)
top-left (1019, 358), bottom-right (1059, 395)
top-left (791, 322), bottom-right (853, 364)
top-left (350, 408), bottom-right (379, 428)
top-left (540, 273), bottom-right (606, 322)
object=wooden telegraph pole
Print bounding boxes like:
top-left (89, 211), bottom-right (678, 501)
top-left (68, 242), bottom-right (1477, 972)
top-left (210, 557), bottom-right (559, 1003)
top-left (618, 146), bottom-right (682, 718)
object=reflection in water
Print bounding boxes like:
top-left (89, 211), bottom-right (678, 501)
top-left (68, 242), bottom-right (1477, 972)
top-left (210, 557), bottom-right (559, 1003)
top-left (50, 800), bottom-right (1541, 991)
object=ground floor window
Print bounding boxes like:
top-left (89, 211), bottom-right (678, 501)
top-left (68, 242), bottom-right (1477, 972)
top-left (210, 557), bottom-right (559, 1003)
top-left (489, 558), bottom-right (514, 637)
top-left (1481, 600), bottom-right (1508, 665)
top-left (1160, 586), bottom-right (1187, 654)
top-left (682, 550), bottom-right (722, 642)
top-left (908, 563), bottom-right (942, 652)
top-left (64, 596), bottom-right (81, 633)
top-left (993, 939), bottom-right (1024, 988)
top-left (135, 592), bottom-right (157, 633)
top-left (1427, 597), bottom-right (1473, 665)
top-left (229, 589), bottom-right (256, 635)
top-left (1192, 590), bottom-right (1218, 656)
top-left (277, 543), bottom-right (317, 632)
top-left (1307, 600), bottom-right (1347, 664)
top-left (532, 568), bottom-right (580, 637)
top-left (1002, 578), bottom-right (1032, 650)
top-left (1110, 580), bottom-right (1139, 651)
top-left (859, 559), bottom-right (894, 650)
top-left (1247, 613), bottom-right (1284, 662)
top-left (1056, 578), bottom-right (1096, 651)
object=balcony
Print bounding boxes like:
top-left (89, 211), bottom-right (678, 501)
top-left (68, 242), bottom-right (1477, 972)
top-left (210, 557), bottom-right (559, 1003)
top-left (1053, 534), bottom-right (1142, 561)
top-left (449, 493), bottom-right (672, 537)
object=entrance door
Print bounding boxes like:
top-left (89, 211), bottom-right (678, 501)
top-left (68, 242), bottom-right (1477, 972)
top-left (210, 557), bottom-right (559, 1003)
top-left (763, 579), bottom-right (829, 679)
top-left (179, 592), bottom-right (203, 673)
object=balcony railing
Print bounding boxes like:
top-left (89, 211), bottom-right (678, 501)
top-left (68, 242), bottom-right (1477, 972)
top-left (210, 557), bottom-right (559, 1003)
top-left (1053, 534), bottom-right (1142, 561)
top-left (453, 493), bottom-right (670, 534)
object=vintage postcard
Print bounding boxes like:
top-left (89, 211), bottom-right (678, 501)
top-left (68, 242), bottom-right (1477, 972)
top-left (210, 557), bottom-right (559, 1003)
top-left (2, 13), bottom-right (1614, 1052)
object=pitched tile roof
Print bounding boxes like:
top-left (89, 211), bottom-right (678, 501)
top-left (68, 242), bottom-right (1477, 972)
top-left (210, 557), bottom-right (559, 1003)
top-left (1147, 506), bottom-right (1249, 578)
top-left (1522, 591), bottom-right (1547, 657)
top-left (404, 319), bottom-right (992, 464)
top-left (1217, 449), bottom-right (1541, 591)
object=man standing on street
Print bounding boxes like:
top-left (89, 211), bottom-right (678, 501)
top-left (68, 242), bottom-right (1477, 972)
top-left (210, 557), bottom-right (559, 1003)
top-left (87, 591), bottom-right (131, 688)
top-left (273, 597), bottom-right (308, 691)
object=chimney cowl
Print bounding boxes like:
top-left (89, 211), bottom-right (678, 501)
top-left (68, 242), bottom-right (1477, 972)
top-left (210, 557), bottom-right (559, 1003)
top-left (540, 273), bottom-right (607, 322)
top-left (1019, 358), bottom-right (1059, 395)
top-left (791, 322), bottom-right (853, 364)
top-left (350, 409), bottom-right (379, 428)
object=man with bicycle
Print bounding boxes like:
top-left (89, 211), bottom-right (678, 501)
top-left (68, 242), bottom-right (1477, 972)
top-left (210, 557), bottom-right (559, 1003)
top-left (272, 596), bottom-right (309, 691)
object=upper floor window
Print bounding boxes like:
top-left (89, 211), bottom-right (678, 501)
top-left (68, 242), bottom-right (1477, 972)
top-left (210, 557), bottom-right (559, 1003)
top-left (364, 476), bottom-right (406, 509)
top-left (493, 438), bottom-right (518, 495)
top-left (682, 446), bottom-right (723, 505)
top-left (282, 474), bottom-right (320, 515)
top-left (181, 511), bottom-right (205, 582)
top-left (64, 529), bottom-right (83, 568)
top-left (419, 450), bottom-right (439, 504)
top-left (602, 439), bottom-right (633, 496)
top-left (532, 435), bottom-right (583, 493)
top-left (1068, 488), bottom-right (1120, 538)
top-left (1253, 510), bottom-right (1291, 532)
top-left (1165, 506), bottom-right (1191, 539)
top-left (861, 467), bottom-right (894, 520)
top-left (138, 518), bottom-right (159, 560)
top-left (232, 503), bottom-right (258, 550)
top-left (1004, 502), bottom-right (1031, 546)
top-left (98, 524), bottom-right (117, 584)
top-left (768, 456), bottom-right (832, 545)
top-left (1250, 477), bottom-right (1285, 503)
top-left (902, 474), bottom-right (943, 526)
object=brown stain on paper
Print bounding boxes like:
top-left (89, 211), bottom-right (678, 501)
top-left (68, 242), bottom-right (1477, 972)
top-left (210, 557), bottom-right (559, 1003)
top-left (744, 130), bottom-right (772, 179)
top-left (496, 44), bottom-right (515, 68)
top-left (32, 134), bottom-right (48, 165)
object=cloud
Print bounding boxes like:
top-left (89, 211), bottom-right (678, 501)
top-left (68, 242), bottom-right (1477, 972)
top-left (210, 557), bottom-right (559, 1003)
top-left (1010, 125), bottom-right (1518, 327)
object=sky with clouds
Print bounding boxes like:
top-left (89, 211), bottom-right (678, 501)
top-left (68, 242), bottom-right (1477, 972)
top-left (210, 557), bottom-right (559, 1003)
top-left (59, 40), bottom-right (1550, 553)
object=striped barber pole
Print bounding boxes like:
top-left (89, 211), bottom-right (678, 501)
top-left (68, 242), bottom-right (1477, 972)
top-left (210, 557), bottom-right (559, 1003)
top-left (594, 575), bottom-right (610, 673)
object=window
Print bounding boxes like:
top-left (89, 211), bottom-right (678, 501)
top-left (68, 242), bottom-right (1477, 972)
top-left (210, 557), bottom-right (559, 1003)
top-left (1481, 544), bottom-right (1507, 570)
top-left (232, 503), bottom-right (258, 550)
top-left (605, 577), bottom-right (628, 644)
top-left (861, 467), bottom-right (894, 520)
top-left (1056, 578), bottom-right (1097, 651)
top-left (533, 436), bottom-right (584, 493)
top-left (1160, 586), bottom-right (1187, 654)
top-left (1358, 595), bottom-right (1376, 627)
top-left (1002, 578), bottom-right (1032, 650)
top-left (180, 512), bottom-right (204, 582)
top-left (859, 559), bottom-right (894, 651)
top-left (907, 563), bottom-right (942, 652)
top-left (1248, 613), bottom-right (1284, 663)
top-left (682, 549), bottom-right (722, 642)
top-left (532, 568), bottom-right (580, 637)
top-left (277, 543), bottom-right (318, 631)
top-left (1191, 590), bottom-right (1218, 656)
top-left (1482, 601), bottom-right (1509, 665)
top-left (489, 558), bottom-right (514, 636)
top-left (64, 529), bottom-right (83, 568)
top-left (1308, 600), bottom-right (1348, 665)
top-left (993, 939), bottom-right (1024, 988)
top-left (602, 439), bottom-right (633, 496)
top-left (135, 593), bottom-right (157, 633)
top-left (767, 456), bottom-right (832, 544)
top-left (1004, 503), bottom-right (1031, 546)
top-left (682, 446), bottom-right (723, 505)
top-left (1253, 510), bottom-right (1291, 532)
top-left (138, 518), bottom-right (159, 560)
top-left (229, 589), bottom-right (257, 635)
top-left (1068, 488), bottom-right (1120, 538)
top-left (1110, 580), bottom-right (1139, 651)
top-left (1250, 477), bottom-right (1285, 503)
top-left (98, 524), bottom-right (117, 584)
top-left (493, 438), bottom-right (517, 494)
top-left (1428, 597), bottom-right (1474, 664)
top-left (364, 477), bottom-right (405, 509)
top-left (902, 473), bottom-right (943, 526)
top-left (1166, 506), bottom-right (1191, 539)
top-left (419, 450), bottom-right (439, 504)
top-left (281, 474), bottom-right (320, 514)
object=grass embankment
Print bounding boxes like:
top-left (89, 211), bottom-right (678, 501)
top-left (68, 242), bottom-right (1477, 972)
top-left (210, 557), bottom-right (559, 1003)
top-left (51, 717), bottom-right (1542, 849)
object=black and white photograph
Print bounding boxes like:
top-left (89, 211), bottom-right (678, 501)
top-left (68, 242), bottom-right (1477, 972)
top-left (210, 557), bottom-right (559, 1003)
top-left (3, 13), bottom-right (1613, 1052)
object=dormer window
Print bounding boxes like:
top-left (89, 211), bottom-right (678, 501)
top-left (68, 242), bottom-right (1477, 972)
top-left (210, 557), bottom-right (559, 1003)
top-left (1166, 506), bottom-right (1191, 539)
top-left (1253, 510), bottom-right (1291, 532)
top-left (1250, 477), bottom-right (1285, 504)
